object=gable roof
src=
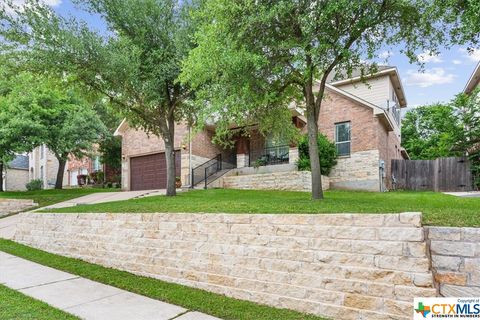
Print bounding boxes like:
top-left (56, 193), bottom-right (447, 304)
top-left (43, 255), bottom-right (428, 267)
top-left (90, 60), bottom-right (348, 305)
top-left (114, 118), bottom-right (129, 136)
top-left (327, 66), bottom-right (407, 108)
top-left (464, 62), bottom-right (480, 94)
top-left (326, 65), bottom-right (394, 83)
top-left (8, 155), bottom-right (29, 170)
top-left (324, 83), bottom-right (395, 131)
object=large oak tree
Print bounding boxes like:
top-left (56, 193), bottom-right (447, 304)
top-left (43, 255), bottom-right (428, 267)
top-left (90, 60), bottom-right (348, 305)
top-left (0, 72), bottom-right (107, 189)
top-left (1, 0), bottom-right (198, 195)
top-left (181, 0), bottom-right (479, 199)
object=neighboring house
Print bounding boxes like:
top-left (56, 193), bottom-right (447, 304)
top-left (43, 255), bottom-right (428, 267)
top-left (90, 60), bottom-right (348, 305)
top-left (115, 66), bottom-right (408, 192)
top-left (67, 155), bottom-right (100, 186)
top-left (464, 61), bottom-right (480, 94)
top-left (28, 144), bottom-right (115, 188)
top-left (28, 145), bottom-right (68, 189)
top-left (1, 155), bottom-right (29, 191)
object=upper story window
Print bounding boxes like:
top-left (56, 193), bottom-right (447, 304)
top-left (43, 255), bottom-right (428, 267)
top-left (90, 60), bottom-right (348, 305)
top-left (40, 145), bottom-right (45, 159)
top-left (335, 122), bottom-right (351, 156)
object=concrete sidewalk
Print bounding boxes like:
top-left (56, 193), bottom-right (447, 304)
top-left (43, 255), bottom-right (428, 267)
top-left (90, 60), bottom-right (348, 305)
top-left (0, 251), bottom-right (220, 320)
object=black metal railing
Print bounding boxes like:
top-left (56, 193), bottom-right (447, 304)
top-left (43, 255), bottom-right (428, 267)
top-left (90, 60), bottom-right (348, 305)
top-left (249, 145), bottom-right (290, 167)
top-left (191, 153), bottom-right (236, 189)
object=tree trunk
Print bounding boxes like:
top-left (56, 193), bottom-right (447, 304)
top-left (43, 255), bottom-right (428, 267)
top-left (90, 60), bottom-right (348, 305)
top-left (55, 157), bottom-right (67, 190)
top-left (306, 104), bottom-right (324, 200)
top-left (0, 162), bottom-right (4, 192)
top-left (164, 116), bottom-right (177, 197)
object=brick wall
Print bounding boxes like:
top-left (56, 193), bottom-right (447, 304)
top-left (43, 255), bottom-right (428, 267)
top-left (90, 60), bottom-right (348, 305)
top-left (319, 88), bottom-right (378, 153)
top-left (15, 212), bottom-right (438, 320)
top-left (119, 122), bottom-right (225, 189)
top-left (427, 227), bottom-right (480, 297)
top-left (377, 121), bottom-right (403, 190)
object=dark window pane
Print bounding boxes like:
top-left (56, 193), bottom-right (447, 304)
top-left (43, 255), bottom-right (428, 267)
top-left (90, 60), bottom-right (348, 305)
top-left (336, 142), bottom-right (350, 156)
top-left (336, 122), bottom-right (351, 142)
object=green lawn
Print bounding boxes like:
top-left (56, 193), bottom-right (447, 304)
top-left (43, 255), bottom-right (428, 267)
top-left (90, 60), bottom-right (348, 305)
top-left (0, 188), bottom-right (116, 208)
top-left (45, 189), bottom-right (480, 227)
top-left (0, 239), bottom-right (325, 320)
top-left (0, 283), bottom-right (78, 320)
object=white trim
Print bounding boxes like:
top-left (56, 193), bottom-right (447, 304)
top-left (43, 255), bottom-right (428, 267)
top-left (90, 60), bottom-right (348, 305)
top-left (464, 62), bottom-right (480, 94)
top-left (114, 118), bottom-right (128, 136)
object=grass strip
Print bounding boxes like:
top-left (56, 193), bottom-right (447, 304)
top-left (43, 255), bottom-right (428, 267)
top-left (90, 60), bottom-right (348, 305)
top-left (0, 283), bottom-right (79, 320)
top-left (0, 239), bottom-right (326, 320)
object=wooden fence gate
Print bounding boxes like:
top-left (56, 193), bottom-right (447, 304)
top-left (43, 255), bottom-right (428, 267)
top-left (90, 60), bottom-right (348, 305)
top-left (391, 157), bottom-right (473, 192)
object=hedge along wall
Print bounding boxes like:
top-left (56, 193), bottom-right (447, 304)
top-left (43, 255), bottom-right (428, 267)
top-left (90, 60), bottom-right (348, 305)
top-left (15, 212), bottom-right (437, 320)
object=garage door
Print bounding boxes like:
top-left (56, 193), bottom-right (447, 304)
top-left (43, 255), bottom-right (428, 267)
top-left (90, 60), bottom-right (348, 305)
top-left (130, 152), bottom-right (181, 191)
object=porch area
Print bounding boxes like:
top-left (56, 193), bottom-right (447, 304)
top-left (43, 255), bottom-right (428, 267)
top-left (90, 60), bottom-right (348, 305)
top-left (234, 130), bottom-right (299, 169)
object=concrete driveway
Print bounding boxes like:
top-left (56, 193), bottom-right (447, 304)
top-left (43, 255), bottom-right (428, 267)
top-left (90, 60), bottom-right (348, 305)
top-left (38, 189), bottom-right (170, 211)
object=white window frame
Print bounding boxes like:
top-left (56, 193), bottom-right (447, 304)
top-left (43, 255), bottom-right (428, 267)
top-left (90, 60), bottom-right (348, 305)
top-left (335, 121), bottom-right (351, 157)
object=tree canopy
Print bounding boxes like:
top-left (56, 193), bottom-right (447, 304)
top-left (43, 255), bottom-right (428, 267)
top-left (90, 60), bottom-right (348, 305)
top-left (402, 88), bottom-right (480, 188)
top-left (401, 103), bottom-right (462, 160)
top-left (181, 0), bottom-right (476, 199)
top-left (0, 0), bottom-right (199, 195)
top-left (1, 72), bottom-right (107, 189)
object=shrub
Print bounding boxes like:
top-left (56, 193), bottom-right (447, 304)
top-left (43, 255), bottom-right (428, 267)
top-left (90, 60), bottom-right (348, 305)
top-left (296, 133), bottom-right (337, 175)
top-left (26, 179), bottom-right (43, 191)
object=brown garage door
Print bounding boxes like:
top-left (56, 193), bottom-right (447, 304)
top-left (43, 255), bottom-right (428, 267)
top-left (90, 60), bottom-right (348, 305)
top-left (130, 152), bottom-right (181, 191)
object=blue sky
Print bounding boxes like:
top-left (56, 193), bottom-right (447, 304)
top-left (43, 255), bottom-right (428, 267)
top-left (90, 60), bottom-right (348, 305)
top-left (24, 0), bottom-right (480, 108)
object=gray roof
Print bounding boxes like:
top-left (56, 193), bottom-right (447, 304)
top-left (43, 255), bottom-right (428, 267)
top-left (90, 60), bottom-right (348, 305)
top-left (8, 155), bottom-right (29, 170)
top-left (326, 65), bottom-right (394, 83)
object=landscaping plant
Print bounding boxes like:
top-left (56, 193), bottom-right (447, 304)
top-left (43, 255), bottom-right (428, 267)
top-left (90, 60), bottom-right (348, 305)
top-left (296, 134), bottom-right (337, 175)
top-left (25, 179), bottom-right (43, 191)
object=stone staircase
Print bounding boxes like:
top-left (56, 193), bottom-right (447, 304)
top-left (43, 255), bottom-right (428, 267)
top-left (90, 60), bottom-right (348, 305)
top-left (0, 199), bottom-right (37, 218)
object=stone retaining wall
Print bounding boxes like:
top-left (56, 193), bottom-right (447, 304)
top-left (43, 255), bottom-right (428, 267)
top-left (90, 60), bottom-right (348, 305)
top-left (0, 199), bottom-right (36, 218)
top-left (221, 171), bottom-right (330, 192)
top-left (15, 212), bottom-right (436, 320)
top-left (426, 227), bottom-right (480, 297)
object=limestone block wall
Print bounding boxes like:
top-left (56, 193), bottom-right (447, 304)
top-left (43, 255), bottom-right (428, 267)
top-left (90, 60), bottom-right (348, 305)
top-left (328, 150), bottom-right (380, 192)
top-left (427, 227), bottom-right (480, 297)
top-left (15, 212), bottom-right (436, 320)
top-left (221, 171), bottom-right (330, 192)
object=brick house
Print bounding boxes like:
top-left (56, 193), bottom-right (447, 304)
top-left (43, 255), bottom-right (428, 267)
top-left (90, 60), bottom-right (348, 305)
top-left (28, 145), bottom-right (68, 189)
top-left (115, 66), bottom-right (408, 192)
top-left (1, 155), bottom-right (29, 191)
top-left (28, 144), bottom-right (115, 188)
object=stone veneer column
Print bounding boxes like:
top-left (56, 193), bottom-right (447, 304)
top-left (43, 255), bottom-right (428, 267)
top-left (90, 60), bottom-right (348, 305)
top-left (289, 147), bottom-right (299, 165)
top-left (236, 154), bottom-right (248, 168)
top-left (121, 157), bottom-right (129, 190)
